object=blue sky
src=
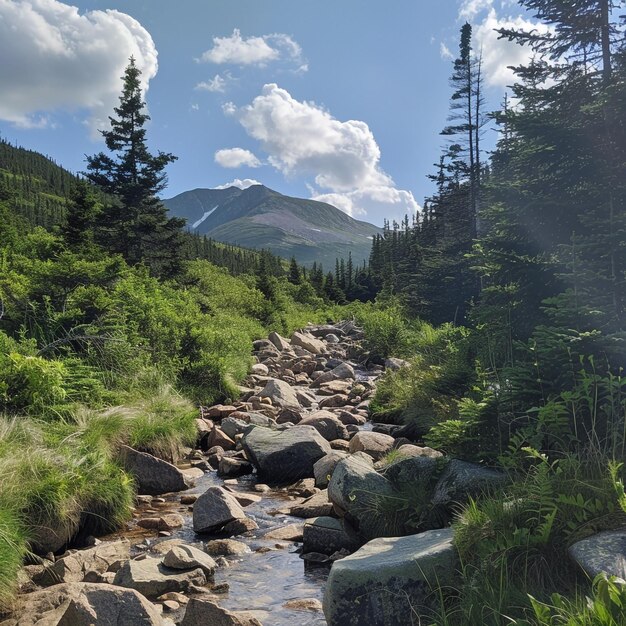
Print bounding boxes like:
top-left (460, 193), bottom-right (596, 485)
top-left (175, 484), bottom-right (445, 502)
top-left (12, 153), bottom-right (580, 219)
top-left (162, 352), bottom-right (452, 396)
top-left (0, 0), bottom-right (539, 225)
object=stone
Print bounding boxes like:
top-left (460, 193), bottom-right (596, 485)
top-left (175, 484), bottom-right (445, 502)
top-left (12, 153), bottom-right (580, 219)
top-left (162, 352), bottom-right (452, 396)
top-left (335, 410), bottom-right (366, 426)
top-left (242, 425), bottom-right (331, 483)
top-left (218, 456), bottom-right (253, 478)
top-left (328, 455), bottom-right (395, 540)
top-left (264, 523), bottom-right (304, 542)
top-left (3, 582), bottom-right (163, 626)
top-left (291, 331), bottom-right (326, 355)
top-left (205, 405), bottom-right (238, 419)
top-left (290, 490), bottom-right (334, 518)
top-left (118, 446), bottom-right (189, 496)
top-left (137, 514), bottom-right (185, 532)
top-left (325, 334), bottom-right (340, 344)
top-left (276, 406), bottom-right (302, 424)
top-left (383, 456), bottom-right (440, 488)
top-left (568, 529), bottom-right (626, 579)
top-left (303, 516), bottom-right (360, 555)
top-left (432, 459), bottom-right (507, 508)
top-left (220, 417), bottom-right (249, 440)
top-left (193, 487), bottom-right (247, 534)
top-left (295, 389), bottom-right (316, 408)
top-left (206, 427), bottom-right (236, 451)
top-left (311, 371), bottom-right (339, 388)
top-left (162, 545), bottom-right (217, 578)
top-left (181, 598), bottom-right (263, 626)
top-left (113, 558), bottom-right (206, 598)
top-left (222, 517), bottom-right (259, 535)
top-left (250, 363), bottom-right (269, 376)
top-left (348, 431), bottom-right (395, 461)
top-left (258, 379), bottom-right (301, 408)
top-left (330, 440), bottom-right (350, 451)
top-left (38, 540), bottom-right (130, 586)
top-left (204, 539), bottom-right (250, 557)
top-left (313, 451), bottom-right (349, 488)
top-left (319, 394), bottom-right (350, 409)
top-left (283, 598), bottom-right (323, 612)
top-left (298, 412), bottom-right (349, 442)
top-left (331, 363), bottom-right (356, 380)
top-left (230, 491), bottom-right (262, 507)
top-left (181, 494), bottom-right (198, 505)
top-left (384, 357), bottom-right (410, 371)
top-left (268, 331), bottom-right (291, 352)
top-left (323, 529), bottom-right (457, 626)
top-left (395, 444), bottom-right (443, 458)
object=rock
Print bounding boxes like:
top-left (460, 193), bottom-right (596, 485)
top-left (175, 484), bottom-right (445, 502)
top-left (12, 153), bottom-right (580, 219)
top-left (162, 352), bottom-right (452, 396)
top-left (395, 444), bottom-right (443, 458)
top-left (303, 517), bottom-right (360, 555)
top-left (113, 558), bottom-right (206, 598)
top-left (204, 539), bottom-right (250, 557)
top-left (193, 487), bottom-right (247, 534)
top-left (330, 440), bottom-right (350, 451)
top-left (137, 514), bottom-right (185, 532)
top-left (331, 363), bottom-right (356, 380)
top-left (205, 405), bottom-right (238, 419)
top-left (118, 445), bottom-right (189, 496)
top-left (220, 417), bottom-right (249, 440)
top-left (230, 492), bottom-right (262, 507)
top-left (348, 431), bottom-right (395, 461)
top-left (163, 545), bottom-right (217, 578)
top-left (291, 331), bottom-right (326, 355)
top-left (295, 389), bottom-right (316, 408)
top-left (298, 412), bottom-right (349, 442)
top-left (4, 582), bottom-right (163, 626)
top-left (250, 363), bottom-right (269, 376)
top-left (432, 459), bottom-right (507, 509)
top-left (218, 456), bottom-right (253, 478)
top-left (181, 598), bottom-right (263, 626)
top-left (335, 410), bottom-right (366, 426)
top-left (568, 529), bottom-right (626, 579)
top-left (319, 394), bottom-right (350, 409)
top-left (276, 406), bottom-right (302, 424)
top-left (328, 455), bottom-right (395, 540)
top-left (290, 490), bottom-right (334, 518)
top-left (384, 357), bottom-right (410, 371)
top-left (258, 379), bottom-right (301, 408)
top-left (222, 517), bottom-right (258, 535)
top-left (268, 331), bottom-right (291, 352)
top-left (283, 598), bottom-right (323, 612)
top-left (264, 523), bottom-right (304, 542)
top-left (181, 494), bottom-right (198, 505)
top-left (242, 425), bottom-right (331, 483)
top-left (313, 451), bottom-right (349, 488)
top-left (311, 371), bottom-right (338, 388)
top-left (383, 456), bottom-right (440, 488)
top-left (206, 427), bottom-right (236, 451)
top-left (323, 529), bottom-right (457, 626)
top-left (38, 540), bottom-right (130, 586)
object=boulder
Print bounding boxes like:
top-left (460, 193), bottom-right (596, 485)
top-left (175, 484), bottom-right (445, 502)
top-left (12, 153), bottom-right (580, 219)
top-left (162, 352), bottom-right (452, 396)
top-left (206, 427), bottom-right (236, 451)
top-left (432, 459), bottom-right (507, 508)
top-left (295, 389), bottom-right (315, 408)
top-left (113, 558), bottom-right (206, 598)
top-left (291, 331), bottom-right (326, 355)
top-left (298, 413), bottom-right (349, 442)
top-left (384, 357), bottom-right (410, 371)
top-left (3, 582), bottom-right (163, 626)
top-left (383, 456), bottom-right (441, 489)
top-left (218, 456), bottom-right (253, 478)
top-left (181, 598), bottom-right (263, 626)
top-left (242, 425), bottom-right (331, 483)
top-left (264, 523), bottom-right (304, 542)
top-left (313, 451), bottom-right (349, 488)
top-left (323, 529), bottom-right (457, 626)
top-left (204, 539), bottom-right (250, 557)
top-left (395, 444), bottom-right (443, 459)
top-left (328, 455), bottom-right (395, 540)
top-left (276, 406), bottom-right (302, 424)
top-left (268, 331), bottom-right (291, 352)
top-left (331, 363), bottom-right (356, 380)
top-left (290, 490), bottom-right (334, 518)
top-left (118, 445), bottom-right (189, 495)
top-left (318, 394), bottom-right (350, 409)
top-left (348, 431), bottom-right (395, 461)
top-left (193, 487), bottom-right (247, 534)
top-left (250, 363), bottom-right (269, 376)
top-left (39, 539), bottom-right (130, 586)
top-left (568, 529), bottom-right (626, 579)
top-left (220, 417), bottom-right (249, 440)
top-left (303, 517), bottom-right (360, 555)
top-left (162, 545), bottom-right (217, 578)
top-left (258, 379), bottom-right (300, 408)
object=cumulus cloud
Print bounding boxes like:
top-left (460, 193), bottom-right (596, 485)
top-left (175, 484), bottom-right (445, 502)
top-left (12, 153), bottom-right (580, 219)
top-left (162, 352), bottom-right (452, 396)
top-left (214, 147), bottom-right (262, 169)
top-left (198, 29), bottom-right (306, 70)
top-left (213, 178), bottom-right (262, 190)
top-left (440, 42), bottom-right (454, 60)
top-left (196, 73), bottom-right (229, 93)
top-left (459, 0), bottom-right (494, 20)
top-left (0, 0), bottom-right (158, 132)
top-left (227, 84), bottom-right (419, 223)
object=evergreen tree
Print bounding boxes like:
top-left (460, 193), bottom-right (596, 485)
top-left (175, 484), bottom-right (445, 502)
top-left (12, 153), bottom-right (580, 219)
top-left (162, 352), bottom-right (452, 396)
top-left (61, 181), bottom-right (101, 252)
top-left (288, 257), bottom-right (301, 284)
top-left (85, 58), bottom-right (185, 276)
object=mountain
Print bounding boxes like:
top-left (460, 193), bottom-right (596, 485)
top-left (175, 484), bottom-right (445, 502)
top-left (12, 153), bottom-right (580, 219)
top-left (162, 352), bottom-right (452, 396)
top-left (163, 185), bottom-right (381, 266)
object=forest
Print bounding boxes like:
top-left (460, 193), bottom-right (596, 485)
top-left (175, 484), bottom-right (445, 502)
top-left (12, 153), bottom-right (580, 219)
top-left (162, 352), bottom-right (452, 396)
top-left (0, 1), bottom-right (625, 624)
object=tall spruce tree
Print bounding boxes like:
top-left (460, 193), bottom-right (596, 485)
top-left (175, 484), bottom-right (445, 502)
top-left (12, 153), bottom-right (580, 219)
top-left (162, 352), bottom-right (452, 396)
top-left (85, 58), bottom-right (185, 277)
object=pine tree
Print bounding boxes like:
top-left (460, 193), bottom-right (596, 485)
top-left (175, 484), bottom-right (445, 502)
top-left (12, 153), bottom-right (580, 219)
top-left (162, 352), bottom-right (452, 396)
top-left (61, 181), bottom-right (101, 252)
top-left (288, 257), bottom-right (301, 284)
top-left (85, 58), bottom-right (185, 276)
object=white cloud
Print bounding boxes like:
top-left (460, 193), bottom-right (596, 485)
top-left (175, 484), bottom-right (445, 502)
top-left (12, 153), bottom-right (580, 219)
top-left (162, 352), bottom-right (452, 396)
top-left (459, 0), bottom-right (494, 20)
top-left (198, 29), bottom-right (306, 70)
top-left (440, 42), bottom-right (454, 61)
top-left (214, 147), bottom-right (262, 169)
top-left (213, 178), bottom-right (262, 190)
top-left (0, 0), bottom-right (158, 132)
top-left (196, 73), bottom-right (229, 93)
top-left (228, 83), bottom-right (418, 224)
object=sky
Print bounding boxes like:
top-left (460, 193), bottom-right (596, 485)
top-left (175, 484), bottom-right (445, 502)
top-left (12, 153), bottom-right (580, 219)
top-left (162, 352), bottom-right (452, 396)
top-left (0, 0), bottom-right (541, 226)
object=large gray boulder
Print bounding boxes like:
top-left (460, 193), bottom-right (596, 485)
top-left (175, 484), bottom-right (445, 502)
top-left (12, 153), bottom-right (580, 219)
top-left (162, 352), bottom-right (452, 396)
top-left (39, 539), bottom-right (130, 586)
top-left (313, 450), bottom-right (349, 488)
top-left (268, 331), bottom-right (291, 352)
top-left (291, 331), bottom-right (327, 355)
top-left (290, 490), bottom-right (334, 518)
top-left (303, 516), bottom-right (360, 555)
top-left (242, 425), bottom-right (331, 483)
top-left (113, 557), bottom-right (206, 598)
top-left (163, 545), bottom-right (217, 578)
top-left (298, 412), bottom-right (349, 442)
top-left (193, 487), bottom-right (247, 534)
top-left (328, 455), bottom-right (395, 540)
top-left (348, 431), bottom-right (395, 461)
top-left (323, 529), bottom-right (457, 626)
top-left (432, 459), bottom-right (507, 508)
top-left (331, 363), bottom-right (356, 380)
top-left (568, 529), bottom-right (626, 579)
top-left (181, 598), bottom-right (263, 626)
top-left (258, 379), bottom-right (300, 408)
top-left (2, 582), bottom-right (164, 626)
top-left (118, 445), bottom-right (189, 495)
